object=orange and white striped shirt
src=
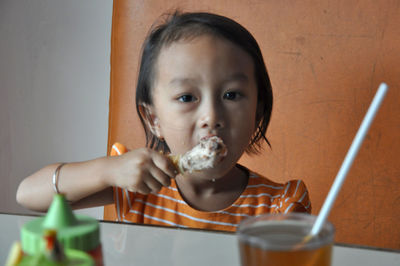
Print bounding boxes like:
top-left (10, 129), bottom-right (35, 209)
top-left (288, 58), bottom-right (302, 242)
top-left (110, 143), bottom-right (311, 232)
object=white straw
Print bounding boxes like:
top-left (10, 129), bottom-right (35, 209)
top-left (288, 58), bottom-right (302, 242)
top-left (310, 82), bottom-right (388, 237)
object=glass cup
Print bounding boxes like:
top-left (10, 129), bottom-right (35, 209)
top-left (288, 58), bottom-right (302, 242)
top-left (237, 213), bottom-right (335, 266)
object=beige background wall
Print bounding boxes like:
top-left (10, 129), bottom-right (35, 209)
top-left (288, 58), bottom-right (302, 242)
top-left (0, 0), bottom-right (113, 218)
top-left (107, 0), bottom-right (400, 249)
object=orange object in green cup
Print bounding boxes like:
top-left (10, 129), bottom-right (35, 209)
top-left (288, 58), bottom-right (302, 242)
top-left (20, 194), bottom-right (103, 266)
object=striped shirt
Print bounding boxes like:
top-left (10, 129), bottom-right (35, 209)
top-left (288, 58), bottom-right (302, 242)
top-left (109, 143), bottom-right (311, 232)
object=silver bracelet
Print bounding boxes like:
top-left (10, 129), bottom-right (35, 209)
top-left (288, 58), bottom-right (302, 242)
top-left (52, 163), bottom-right (66, 194)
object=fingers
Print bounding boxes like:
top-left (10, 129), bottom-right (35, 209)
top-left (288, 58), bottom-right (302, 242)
top-left (130, 182), bottom-right (151, 195)
top-left (124, 149), bottom-right (177, 195)
top-left (144, 171), bottom-right (164, 191)
top-left (148, 165), bottom-right (171, 187)
top-left (128, 169), bottom-right (168, 195)
top-left (139, 152), bottom-right (176, 193)
top-left (152, 151), bottom-right (179, 178)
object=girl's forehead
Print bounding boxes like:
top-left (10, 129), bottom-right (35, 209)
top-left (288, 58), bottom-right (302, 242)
top-left (155, 35), bottom-right (254, 81)
top-left (160, 34), bottom-right (247, 58)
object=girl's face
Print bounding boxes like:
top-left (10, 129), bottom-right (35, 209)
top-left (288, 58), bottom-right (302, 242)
top-left (148, 35), bottom-right (258, 179)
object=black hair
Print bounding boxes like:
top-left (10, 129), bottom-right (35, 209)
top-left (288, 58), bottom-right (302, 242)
top-left (136, 11), bottom-right (273, 154)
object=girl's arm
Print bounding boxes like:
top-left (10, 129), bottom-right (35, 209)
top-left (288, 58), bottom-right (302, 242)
top-left (16, 148), bottom-right (177, 212)
top-left (16, 157), bottom-right (114, 212)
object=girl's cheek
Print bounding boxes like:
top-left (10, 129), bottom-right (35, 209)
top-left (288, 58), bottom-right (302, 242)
top-left (165, 119), bottom-right (192, 131)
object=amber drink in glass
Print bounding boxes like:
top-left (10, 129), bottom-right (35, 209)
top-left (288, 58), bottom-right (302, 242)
top-left (237, 213), bottom-right (334, 266)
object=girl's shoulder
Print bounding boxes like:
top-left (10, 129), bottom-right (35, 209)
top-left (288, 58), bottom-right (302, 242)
top-left (239, 164), bottom-right (309, 190)
top-left (240, 165), bottom-right (310, 199)
top-left (237, 164), bottom-right (312, 214)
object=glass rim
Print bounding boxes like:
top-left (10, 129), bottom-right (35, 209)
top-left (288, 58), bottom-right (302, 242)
top-left (237, 213), bottom-right (335, 251)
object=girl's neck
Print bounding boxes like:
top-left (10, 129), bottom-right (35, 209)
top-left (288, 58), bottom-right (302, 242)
top-left (175, 164), bottom-right (249, 212)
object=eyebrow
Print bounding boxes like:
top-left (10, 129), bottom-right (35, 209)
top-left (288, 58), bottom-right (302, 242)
top-left (169, 77), bottom-right (198, 87)
top-left (222, 73), bottom-right (249, 84)
top-left (169, 73), bottom-right (249, 87)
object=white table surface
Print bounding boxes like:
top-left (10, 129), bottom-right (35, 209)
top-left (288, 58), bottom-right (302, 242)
top-left (1, 213), bottom-right (399, 265)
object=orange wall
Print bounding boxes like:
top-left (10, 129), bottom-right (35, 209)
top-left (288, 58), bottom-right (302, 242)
top-left (107, 0), bottom-right (400, 250)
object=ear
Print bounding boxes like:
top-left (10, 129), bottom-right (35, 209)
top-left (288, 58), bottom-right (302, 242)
top-left (138, 104), bottom-right (163, 140)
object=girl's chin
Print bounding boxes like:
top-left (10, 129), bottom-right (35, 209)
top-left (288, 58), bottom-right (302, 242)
top-left (183, 165), bottom-right (231, 181)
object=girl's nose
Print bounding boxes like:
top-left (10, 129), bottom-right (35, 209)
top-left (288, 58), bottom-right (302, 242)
top-left (199, 103), bottom-right (224, 130)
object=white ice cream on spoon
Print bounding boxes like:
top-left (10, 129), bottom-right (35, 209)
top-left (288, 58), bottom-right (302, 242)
top-left (169, 136), bottom-right (227, 174)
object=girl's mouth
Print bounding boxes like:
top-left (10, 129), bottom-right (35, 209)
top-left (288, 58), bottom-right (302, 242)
top-left (200, 134), bottom-right (217, 141)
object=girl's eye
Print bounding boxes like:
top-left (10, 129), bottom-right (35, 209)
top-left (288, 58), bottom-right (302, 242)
top-left (178, 94), bottom-right (196, 103)
top-left (223, 91), bottom-right (240, 100)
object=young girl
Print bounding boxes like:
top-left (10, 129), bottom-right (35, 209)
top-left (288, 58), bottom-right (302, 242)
top-left (17, 11), bottom-right (311, 232)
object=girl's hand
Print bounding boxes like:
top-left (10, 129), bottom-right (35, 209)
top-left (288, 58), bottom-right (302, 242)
top-left (108, 148), bottom-right (177, 194)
